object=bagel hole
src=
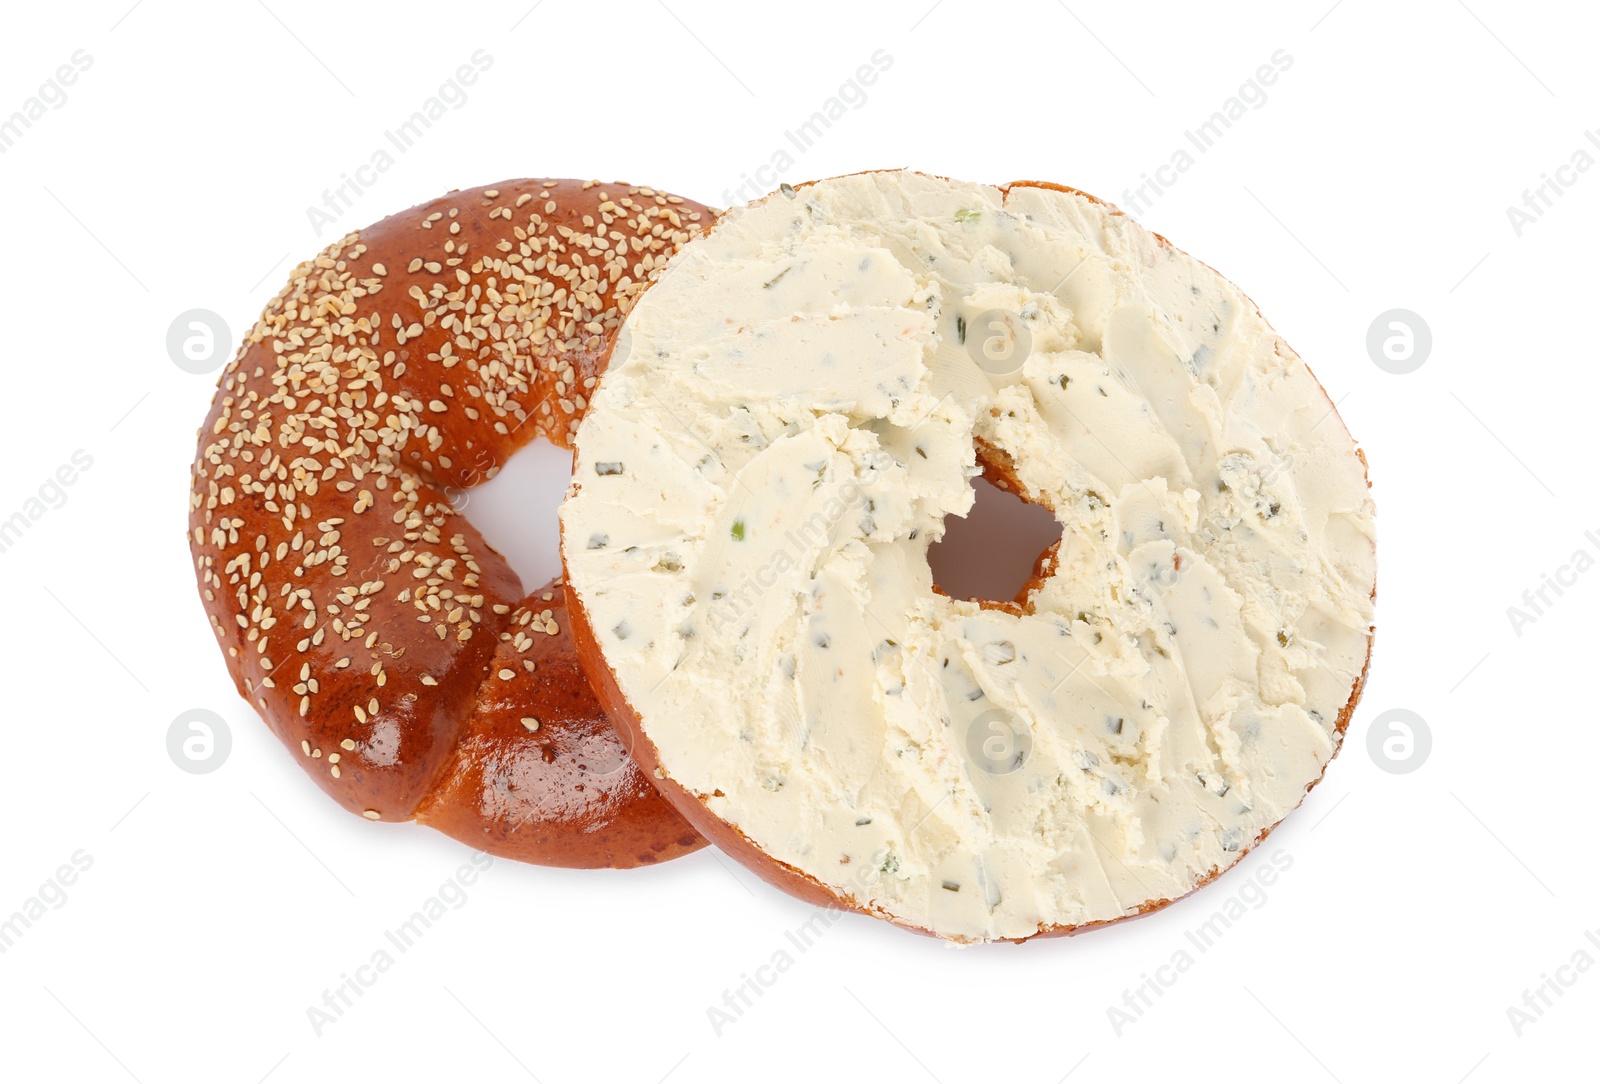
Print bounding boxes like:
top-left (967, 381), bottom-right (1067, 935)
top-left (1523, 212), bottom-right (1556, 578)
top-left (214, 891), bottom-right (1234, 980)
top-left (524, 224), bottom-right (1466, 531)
top-left (444, 442), bottom-right (571, 592)
top-left (927, 477), bottom-right (1062, 606)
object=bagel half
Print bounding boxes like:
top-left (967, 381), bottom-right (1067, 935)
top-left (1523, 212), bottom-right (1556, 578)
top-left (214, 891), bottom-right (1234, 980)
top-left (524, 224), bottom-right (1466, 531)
top-left (190, 179), bottom-right (711, 867)
top-left (561, 170), bottom-right (1375, 936)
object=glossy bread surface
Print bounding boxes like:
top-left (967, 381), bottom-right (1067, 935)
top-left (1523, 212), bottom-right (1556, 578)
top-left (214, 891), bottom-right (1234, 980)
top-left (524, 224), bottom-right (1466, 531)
top-left (189, 179), bottom-right (709, 866)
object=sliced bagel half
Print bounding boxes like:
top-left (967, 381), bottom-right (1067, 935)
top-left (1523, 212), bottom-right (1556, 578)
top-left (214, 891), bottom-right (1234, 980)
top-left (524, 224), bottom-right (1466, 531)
top-left (561, 170), bottom-right (1375, 942)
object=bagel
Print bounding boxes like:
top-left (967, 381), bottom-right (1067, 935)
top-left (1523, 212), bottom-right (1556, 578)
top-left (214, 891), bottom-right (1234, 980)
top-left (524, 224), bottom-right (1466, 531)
top-left (189, 179), bottom-right (711, 868)
top-left (561, 170), bottom-right (1376, 937)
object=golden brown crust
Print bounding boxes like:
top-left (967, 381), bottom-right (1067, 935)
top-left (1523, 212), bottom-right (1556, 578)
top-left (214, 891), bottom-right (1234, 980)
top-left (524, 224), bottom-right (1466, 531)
top-left (415, 578), bottom-right (702, 867)
top-left (568, 171), bottom-right (1376, 935)
top-left (189, 179), bottom-right (712, 867)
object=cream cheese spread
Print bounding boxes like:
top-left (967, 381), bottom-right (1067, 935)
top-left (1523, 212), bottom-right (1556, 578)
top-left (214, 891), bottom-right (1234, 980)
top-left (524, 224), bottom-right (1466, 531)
top-left (561, 171), bottom-right (1375, 942)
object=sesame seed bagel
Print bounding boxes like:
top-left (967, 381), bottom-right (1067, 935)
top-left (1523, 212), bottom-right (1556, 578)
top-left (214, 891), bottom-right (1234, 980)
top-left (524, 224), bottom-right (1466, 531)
top-left (561, 170), bottom-right (1376, 936)
top-left (189, 179), bottom-right (710, 867)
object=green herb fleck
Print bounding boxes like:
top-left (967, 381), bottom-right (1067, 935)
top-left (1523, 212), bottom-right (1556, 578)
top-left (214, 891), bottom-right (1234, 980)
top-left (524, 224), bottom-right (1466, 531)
top-left (731, 519), bottom-right (746, 541)
top-left (955, 208), bottom-right (981, 223)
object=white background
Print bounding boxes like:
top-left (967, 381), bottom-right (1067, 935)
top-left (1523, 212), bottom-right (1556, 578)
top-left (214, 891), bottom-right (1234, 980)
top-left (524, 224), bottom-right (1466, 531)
top-left (1, 1), bottom-right (1594, 1080)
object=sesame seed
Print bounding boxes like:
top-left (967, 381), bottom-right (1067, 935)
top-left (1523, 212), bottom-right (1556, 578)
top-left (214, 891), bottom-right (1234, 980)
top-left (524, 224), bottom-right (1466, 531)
top-left (521, 717), bottom-right (540, 731)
